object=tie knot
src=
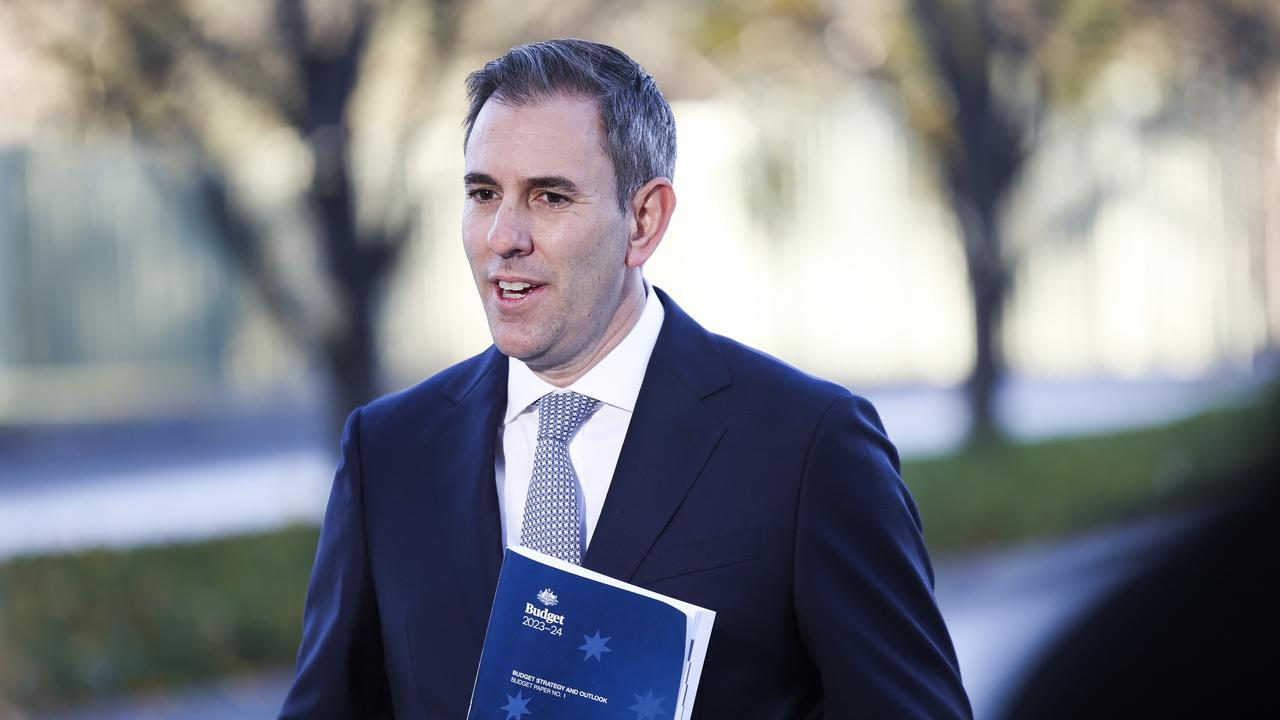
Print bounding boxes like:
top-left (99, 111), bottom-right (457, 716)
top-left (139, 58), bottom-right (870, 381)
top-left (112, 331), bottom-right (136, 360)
top-left (536, 391), bottom-right (600, 443)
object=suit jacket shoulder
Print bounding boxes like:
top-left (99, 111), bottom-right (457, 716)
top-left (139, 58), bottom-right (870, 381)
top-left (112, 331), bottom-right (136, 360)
top-left (358, 345), bottom-right (507, 441)
top-left (651, 288), bottom-right (892, 465)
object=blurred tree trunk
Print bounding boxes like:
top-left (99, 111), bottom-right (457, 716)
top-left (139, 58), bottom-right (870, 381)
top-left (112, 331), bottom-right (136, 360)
top-left (961, 203), bottom-right (1009, 447)
top-left (909, 0), bottom-right (1024, 445)
top-left (277, 0), bottom-right (387, 429)
top-left (690, 0), bottom-right (1278, 446)
top-left (194, 0), bottom-right (457, 434)
top-left (905, 0), bottom-right (1280, 444)
top-left (49, 0), bottom-right (456, 437)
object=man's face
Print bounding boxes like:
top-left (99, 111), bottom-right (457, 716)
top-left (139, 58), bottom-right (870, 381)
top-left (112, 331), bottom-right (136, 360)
top-left (463, 94), bottom-right (635, 376)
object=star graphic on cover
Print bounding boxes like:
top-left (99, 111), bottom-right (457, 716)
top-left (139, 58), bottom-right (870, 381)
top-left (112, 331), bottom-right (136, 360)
top-left (500, 691), bottom-right (532, 719)
top-left (628, 689), bottom-right (666, 720)
top-left (578, 629), bottom-right (613, 661)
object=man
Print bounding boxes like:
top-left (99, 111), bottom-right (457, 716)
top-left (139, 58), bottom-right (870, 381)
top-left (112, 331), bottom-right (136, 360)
top-left (281, 39), bottom-right (970, 719)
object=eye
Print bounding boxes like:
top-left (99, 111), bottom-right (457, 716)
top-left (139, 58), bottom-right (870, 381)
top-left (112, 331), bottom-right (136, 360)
top-left (467, 188), bottom-right (497, 203)
top-left (538, 191), bottom-right (570, 208)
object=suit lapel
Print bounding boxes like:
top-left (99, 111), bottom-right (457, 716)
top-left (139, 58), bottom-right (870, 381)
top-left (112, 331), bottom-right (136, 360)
top-left (583, 290), bottom-right (731, 581)
top-left (431, 347), bottom-right (507, 639)
top-left (428, 291), bottom-right (730, 602)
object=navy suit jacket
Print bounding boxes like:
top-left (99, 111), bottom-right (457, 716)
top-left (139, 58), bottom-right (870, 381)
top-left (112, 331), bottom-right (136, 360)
top-left (280, 289), bottom-right (971, 719)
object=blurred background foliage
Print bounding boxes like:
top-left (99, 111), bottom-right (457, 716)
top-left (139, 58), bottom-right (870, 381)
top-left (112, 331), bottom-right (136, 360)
top-left (0, 528), bottom-right (319, 710)
top-left (1, 0), bottom-right (1277, 714)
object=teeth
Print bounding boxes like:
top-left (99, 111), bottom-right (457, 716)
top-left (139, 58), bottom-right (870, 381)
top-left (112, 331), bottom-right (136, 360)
top-left (498, 281), bottom-right (532, 291)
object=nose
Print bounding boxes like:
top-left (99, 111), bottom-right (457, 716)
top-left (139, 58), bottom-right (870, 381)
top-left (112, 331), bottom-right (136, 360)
top-left (486, 200), bottom-right (533, 259)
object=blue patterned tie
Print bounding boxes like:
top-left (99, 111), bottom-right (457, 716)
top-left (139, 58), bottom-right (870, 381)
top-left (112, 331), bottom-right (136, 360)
top-left (519, 391), bottom-right (600, 564)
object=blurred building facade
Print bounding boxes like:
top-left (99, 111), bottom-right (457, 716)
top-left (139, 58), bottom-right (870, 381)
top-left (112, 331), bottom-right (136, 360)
top-left (0, 146), bottom-right (243, 422)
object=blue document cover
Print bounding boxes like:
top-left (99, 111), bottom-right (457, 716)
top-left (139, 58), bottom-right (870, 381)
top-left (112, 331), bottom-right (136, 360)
top-left (468, 547), bottom-right (714, 719)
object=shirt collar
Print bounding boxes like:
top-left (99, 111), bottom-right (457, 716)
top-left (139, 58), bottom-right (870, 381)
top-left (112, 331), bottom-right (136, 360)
top-left (504, 283), bottom-right (666, 424)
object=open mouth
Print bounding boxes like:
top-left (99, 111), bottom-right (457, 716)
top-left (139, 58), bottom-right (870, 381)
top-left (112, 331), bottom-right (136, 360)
top-left (496, 280), bottom-right (542, 300)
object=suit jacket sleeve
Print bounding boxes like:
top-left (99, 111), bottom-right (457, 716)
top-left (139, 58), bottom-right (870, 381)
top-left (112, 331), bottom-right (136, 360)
top-left (793, 393), bottom-right (971, 719)
top-left (279, 408), bottom-right (393, 719)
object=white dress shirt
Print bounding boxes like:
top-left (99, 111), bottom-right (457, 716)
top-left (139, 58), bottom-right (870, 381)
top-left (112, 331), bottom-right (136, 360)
top-left (495, 285), bottom-right (665, 550)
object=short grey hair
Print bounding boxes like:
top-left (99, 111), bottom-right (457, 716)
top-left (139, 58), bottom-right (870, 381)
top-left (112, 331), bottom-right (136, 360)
top-left (463, 38), bottom-right (677, 213)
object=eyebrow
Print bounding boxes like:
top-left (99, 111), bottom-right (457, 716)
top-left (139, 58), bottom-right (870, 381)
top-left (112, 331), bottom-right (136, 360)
top-left (462, 172), bottom-right (581, 196)
top-left (463, 172), bottom-right (498, 187)
top-left (525, 176), bottom-right (580, 195)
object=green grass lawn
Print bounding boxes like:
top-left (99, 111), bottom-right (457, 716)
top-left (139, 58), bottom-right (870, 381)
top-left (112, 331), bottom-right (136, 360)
top-left (1, 392), bottom-right (1274, 710)
top-left (0, 527), bottom-right (319, 711)
top-left (903, 393), bottom-right (1277, 553)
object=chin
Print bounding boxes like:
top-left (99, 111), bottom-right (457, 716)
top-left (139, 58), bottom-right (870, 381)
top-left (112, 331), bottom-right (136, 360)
top-left (490, 333), bottom-right (546, 363)
top-left (487, 313), bottom-right (560, 360)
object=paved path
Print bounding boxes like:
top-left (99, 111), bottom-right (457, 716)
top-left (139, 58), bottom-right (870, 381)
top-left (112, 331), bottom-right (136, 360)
top-left (933, 510), bottom-right (1204, 719)
top-left (34, 673), bottom-right (293, 720)
top-left (0, 449), bottom-right (333, 559)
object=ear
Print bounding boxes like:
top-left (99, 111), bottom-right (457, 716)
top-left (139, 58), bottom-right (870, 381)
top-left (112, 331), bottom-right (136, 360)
top-left (625, 177), bottom-right (676, 269)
